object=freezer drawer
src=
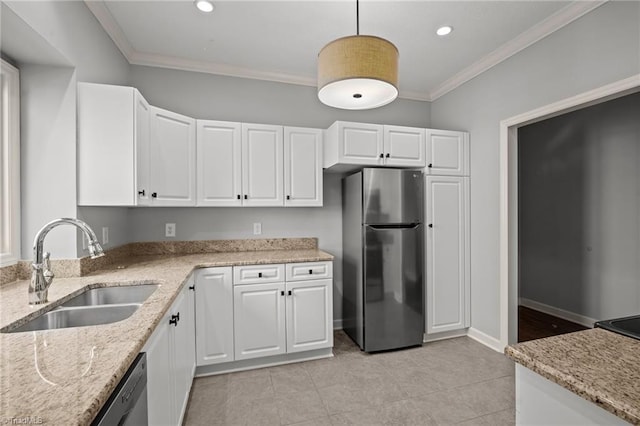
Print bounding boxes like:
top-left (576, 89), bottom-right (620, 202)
top-left (363, 224), bottom-right (424, 352)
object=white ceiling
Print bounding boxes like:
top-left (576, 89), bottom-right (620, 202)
top-left (86, 0), bottom-right (605, 101)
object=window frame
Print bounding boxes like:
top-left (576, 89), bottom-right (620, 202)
top-left (1, 58), bottom-right (21, 266)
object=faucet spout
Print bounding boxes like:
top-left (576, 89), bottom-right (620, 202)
top-left (29, 218), bottom-right (105, 305)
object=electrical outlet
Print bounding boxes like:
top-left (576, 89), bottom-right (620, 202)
top-left (102, 227), bottom-right (109, 245)
top-left (166, 223), bottom-right (176, 238)
top-left (253, 223), bottom-right (262, 235)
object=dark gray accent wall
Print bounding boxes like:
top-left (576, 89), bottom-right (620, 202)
top-left (518, 92), bottom-right (640, 321)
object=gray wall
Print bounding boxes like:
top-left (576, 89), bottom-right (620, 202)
top-left (123, 66), bottom-right (431, 324)
top-left (430, 1), bottom-right (640, 339)
top-left (518, 92), bottom-right (640, 321)
top-left (4, 1), bottom-right (130, 259)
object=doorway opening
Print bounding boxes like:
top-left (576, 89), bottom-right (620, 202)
top-left (499, 75), bottom-right (640, 349)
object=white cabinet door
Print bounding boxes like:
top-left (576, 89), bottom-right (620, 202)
top-left (196, 120), bottom-right (242, 206)
top-left (284, 127), bottom-right (323, 207)
top-left (425, 176), bottom-right (470, 334)
top-left (383, 125), bottom-right (426, 168)
top-left (146, 312), bottom-right (173, 425)
top-left (134, 91), bottom-right (151, 206)
top-left (286, 279), bottom-right (333, 353)
top-left (172, 286), bottom-right (195, 425)
top-left (339, 122), bottom-right (384, 165)
top-left (242, 123), bottom-right (284, 206)
top-left (150, 107), bottom-right (196, 206)
top-left (78, 83), bottom-right (149, 206)
top-left (195, 267), bottom-right (234, 365)
top-left (234, 282), bottom-right (286, 360)
top-left (425, 129), bottom-right (469, 176)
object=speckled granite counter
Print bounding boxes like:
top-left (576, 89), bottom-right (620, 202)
top-left (0, 248), bottom-right (333, 425)
top-left (505, 328), bottom-right (640, 424)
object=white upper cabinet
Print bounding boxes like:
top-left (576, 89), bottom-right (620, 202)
top-left (324, 121), bottom-right (426, 171)
top-left (242, 123), bottom-right (284, 207)
top-left (77, 83), bottom-right (151, 206)
top-left (149, 107), bottom-right (197, 206)
top-left (425, 129), bottom-right (470, 176)
top-left (383, 125), bottom-right (426, 167)
top-left (284, 127), bottom-right (323, 207)
top-left (196, 120), bottom-right (242, 207)
top-left (324, 121), bottom-right (383, 170)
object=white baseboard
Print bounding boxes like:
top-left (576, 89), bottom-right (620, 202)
top-left (519, 298), bottom-right (596, 328)
top-left (467, 327), bottom-right (505, 353)
top-left (333, 319), bottom-right (343, 330)
top-left (423, 329), bottom-right (467, 343)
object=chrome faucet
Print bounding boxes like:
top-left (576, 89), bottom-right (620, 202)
top-left (29, 218), bottom-right (105, 305)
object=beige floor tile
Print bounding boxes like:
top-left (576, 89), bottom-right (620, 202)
top-left (276, 389), bottom-right (329, 425)
top-left (185, 332), bottom-right (516, 426)
top-left (270, 363), bottom-right (317, 395)
top-left (318, 383), bottom-right (371, 415)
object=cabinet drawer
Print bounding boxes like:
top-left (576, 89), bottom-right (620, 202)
top-left (233, 264), bottom-right (285, 285)
top-left (286, 261), bottom-right (333, 281)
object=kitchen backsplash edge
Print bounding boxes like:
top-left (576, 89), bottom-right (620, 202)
top-left (0, 237), bottom-right (318, 285)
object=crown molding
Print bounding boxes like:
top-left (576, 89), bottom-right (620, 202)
top-left (129, 50), bottom-right (318, 87)
top-left (84, 0), bottom-right (135, 61)
top-left (86, 0), bottom-right (607, 103)
top-left (428, 0), bottom-right (608, 101)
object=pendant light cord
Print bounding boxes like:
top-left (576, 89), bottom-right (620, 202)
top-left (356, 0), bottom-right (360, 35)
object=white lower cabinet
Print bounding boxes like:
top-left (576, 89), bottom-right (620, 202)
top-left (194, 267), bottom-right (234, 365)
top-left (286, 279), bottom-right (333, 353)
top-left (146, 277), bottom-right (196, 426)
top-left (195, 262), bottom-right (333, 368)
top-left (234, 282), bottom-right (287, 360)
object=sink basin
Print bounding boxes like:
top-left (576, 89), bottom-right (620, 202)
top-left (595, 315), bottom-right (640, 340)
top-left (6, 304), bottom-right (141, 333)
top-left (60, 284), bottom-right (159, 307)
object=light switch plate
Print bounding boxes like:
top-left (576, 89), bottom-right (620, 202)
top-left (166, 223), bottom-right (176, 237)
top-left (253, 223), bottom-right (262, 235)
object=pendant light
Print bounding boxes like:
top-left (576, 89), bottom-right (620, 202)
top-left (317, 0), bottom-right (399, 110)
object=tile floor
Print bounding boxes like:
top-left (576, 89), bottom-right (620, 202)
top-left (184, 331), bottom-right (515, 425)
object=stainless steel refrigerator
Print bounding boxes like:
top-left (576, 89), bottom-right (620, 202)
top-left (342, 168), bottom-right (424, 352)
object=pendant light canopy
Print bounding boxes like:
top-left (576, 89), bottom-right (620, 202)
top-left (317, 1), bottom-right (399, 110)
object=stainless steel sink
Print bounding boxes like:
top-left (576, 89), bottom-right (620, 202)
top-left (7, 304), bottom-right (141, 333)
top-left (2, 284), bottom-right (160, 333)
top-left (60, 284), bottom-right (159, 307)
top-left (595, 314), bottom-right (640, 340)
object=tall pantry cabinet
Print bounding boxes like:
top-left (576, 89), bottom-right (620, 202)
top-left (424, 130), bottom-right (471, 335)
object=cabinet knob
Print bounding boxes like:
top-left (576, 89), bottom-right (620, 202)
top-left (244, 195), bottom-right (248, 200)
top-left (288, 290), bottom-right (292, 296)
top-left (385, 153), bottom-right (390, 158)
top-left (280, 290), bottom-right (285, 296)
top-left (189, 285), bottom-right (195, 291)
top-left (286, 195), bottom-right (290, 200)
top-left (151, 192), bottom-right (158, 198)
top-left (237, 194), bottom-right (241, 200)
top-left (309, 269), bottom-right (313, 274)
top-left (169, 313), bottom-right (179, 326)
top-left (428, 224), bottom-right (433, 228)
top-left (379, 153), bottom-right (384, 159)
top-left (428, 163), bottom-right (433, 168)
top-left (258, 272), bottom-right (263, 278)
top-left (138, 189), bottom-right (145, 196)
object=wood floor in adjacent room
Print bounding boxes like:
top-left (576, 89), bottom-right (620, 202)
top-left (518, 305), bottom-right (589, 343)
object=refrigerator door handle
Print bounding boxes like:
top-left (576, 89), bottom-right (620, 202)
top-left (366, 224), bottom-right (421, 230)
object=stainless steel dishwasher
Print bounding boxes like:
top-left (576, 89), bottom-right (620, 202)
top-left (92, 352), bottom-right (148, 426)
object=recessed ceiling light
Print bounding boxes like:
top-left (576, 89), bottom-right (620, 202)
top-left (195, 0), bottom-right (214, 13)
top-left (436, 26), bottom-right (453, 36)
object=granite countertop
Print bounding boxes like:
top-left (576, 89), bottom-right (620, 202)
top-left (505, 328), bottom-right (640, 424)
top-left (0, 249), bottom-right (333, 425)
